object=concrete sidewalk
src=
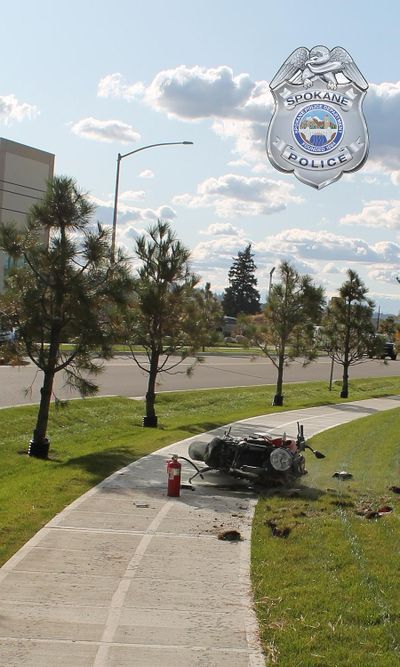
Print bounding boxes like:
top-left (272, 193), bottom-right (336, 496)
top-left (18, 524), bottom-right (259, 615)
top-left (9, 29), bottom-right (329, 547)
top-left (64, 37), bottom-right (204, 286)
top-left (0, 396), bottom-right (399, 666)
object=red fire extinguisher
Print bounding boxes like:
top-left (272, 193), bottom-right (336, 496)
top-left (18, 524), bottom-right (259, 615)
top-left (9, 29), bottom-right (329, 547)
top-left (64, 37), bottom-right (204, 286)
top-left (167, 454), bottom-right (181, 497)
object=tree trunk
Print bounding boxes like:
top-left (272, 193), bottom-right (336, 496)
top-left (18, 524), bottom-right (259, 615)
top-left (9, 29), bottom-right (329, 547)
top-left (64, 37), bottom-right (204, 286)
top-left (28, 369), bottom-right (55, 458)
top-left (340, 363), bottom-right (349, 398)
top-left (273, 353), bottom-right (285, 406)
top-left (28, 325), bottom-right (60, 458)
top-left (340, 306), bottom-right (351, 399)
top-left (143, 351), bottom-right (159, 427)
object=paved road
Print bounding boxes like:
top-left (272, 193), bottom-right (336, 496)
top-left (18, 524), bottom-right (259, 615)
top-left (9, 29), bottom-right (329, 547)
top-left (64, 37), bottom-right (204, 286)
top-left (0, 354), bottom-right (399, 408)
top-left (1, 396), bottom-right (399, 666)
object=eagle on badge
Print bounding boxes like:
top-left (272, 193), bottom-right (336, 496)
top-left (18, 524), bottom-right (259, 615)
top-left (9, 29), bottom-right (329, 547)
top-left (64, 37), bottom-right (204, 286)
top-left (270, 46), bottom-right (368, 91)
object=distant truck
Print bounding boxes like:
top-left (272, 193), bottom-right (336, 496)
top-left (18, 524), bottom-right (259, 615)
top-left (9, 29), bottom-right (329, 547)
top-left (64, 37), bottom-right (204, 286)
top-left (368, 335), bottom-right (397, 361)
top-left (381, 341), bottom-right (397, 360)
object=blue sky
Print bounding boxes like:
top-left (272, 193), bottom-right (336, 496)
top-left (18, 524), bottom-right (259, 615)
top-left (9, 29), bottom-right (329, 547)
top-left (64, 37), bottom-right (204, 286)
top-left (2, 0), bottom-right (400, 312)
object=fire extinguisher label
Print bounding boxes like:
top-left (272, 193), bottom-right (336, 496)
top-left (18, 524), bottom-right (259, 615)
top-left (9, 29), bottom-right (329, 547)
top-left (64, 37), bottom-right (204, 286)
top-left (168, 469), bottom-right (180, 479)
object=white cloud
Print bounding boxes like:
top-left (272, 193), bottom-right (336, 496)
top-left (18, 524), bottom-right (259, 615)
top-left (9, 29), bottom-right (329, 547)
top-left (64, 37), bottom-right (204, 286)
top-left (252, 162), bottom-right (270, 174)
top-left (256, 228), bottom-right (400, 265)
top-left (174, 173), bottom-right (303, 218)
top-left (70, 117), bottom-right (141, 144)
top-left (119, 190), bottom-right (146, 202)
top-left (190, 234), bottom-right (317, 293)
top-left (364, 82), bottom-right (400, 181)
top-left (372, 241), bottom-right (400, 263)
top-left (340, 200), bottom-right (400, 230)
top-left (0, 94), bottom-right (39, 124)
top-left (98, 66), bottom-right (272, 123)
top-left (97, 73), bottom-right (145, 100)
top-left (211, 117), bottom-right (267, 162)
top-left (91, 195), bottom-right (177, 226)
top-left (366, 83), bottom-right (400, 165)
top-left (145, 66), bottom-right (263, 120)
top-left (188, 227), bottom-right (400, 298)
top-left (139, 169), bottom-right (154, 179)
top-left (118, 204), bottom-right (176, 223)
top-left (322, 262), bottom-right (343, 274)
top-left (200, 222), bottom-right (243, 236)
top-left (116, 223), bottom-right (145, 258)
top-left (192, 236), bottom-right (251, 267)
top-left (363, 175), bottom-right (379, 185)
top-left (390, 171), bottom-right (400, 186)
top-left (157, 205), bottom-right (177, 220)
top-left (97, 66), bottom-right (272, 162)
top-left (368, 266), bottom-right (400, 284)
top-left (227, 158), bottom-right (250, 168)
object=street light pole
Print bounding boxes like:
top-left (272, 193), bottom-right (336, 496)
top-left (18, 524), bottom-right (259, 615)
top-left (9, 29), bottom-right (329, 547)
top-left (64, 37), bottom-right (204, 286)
top-left (268, 266), bottom-right (276, 298)
top-left (110, 141), bottom-right (193, 260)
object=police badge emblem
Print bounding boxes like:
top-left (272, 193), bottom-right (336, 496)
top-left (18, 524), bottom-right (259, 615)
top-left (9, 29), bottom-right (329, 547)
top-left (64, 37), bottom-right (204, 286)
top-left (267, 46), bottom-right (369, 189)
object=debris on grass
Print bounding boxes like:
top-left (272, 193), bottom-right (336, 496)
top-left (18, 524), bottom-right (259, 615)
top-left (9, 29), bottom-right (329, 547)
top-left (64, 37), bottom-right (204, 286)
top-left (266, 519), bottom-right (291, 538)
top-left (332, 471), bottom-right (353, 480)
top-left (218, 529), bottom-right (241, 541)
top-left (356, 504), bottom-right (393, 518)
top-left (389, 485), bottom-right (400, 494)
top-left (378, 505), bottom-right (393, 515)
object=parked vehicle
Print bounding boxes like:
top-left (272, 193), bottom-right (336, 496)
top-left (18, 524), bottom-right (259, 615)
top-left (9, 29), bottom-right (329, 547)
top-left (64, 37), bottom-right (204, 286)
top-left (217, 316), bottom-right (237, 338)
top-left (187, 423), bottom-right (325, 487)
top-left (382, 341), bottom-right (397, 360)
top-left (367, 335), bottom-right (397, 360)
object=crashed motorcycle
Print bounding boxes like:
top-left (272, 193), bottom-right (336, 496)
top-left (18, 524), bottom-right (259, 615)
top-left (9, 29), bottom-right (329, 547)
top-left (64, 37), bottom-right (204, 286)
top-left (186, 423), bottom-right (325, 487)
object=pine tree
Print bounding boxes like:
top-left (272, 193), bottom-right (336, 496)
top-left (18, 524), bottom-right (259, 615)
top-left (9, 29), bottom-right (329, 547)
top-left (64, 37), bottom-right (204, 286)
top-left (222, 244), bottom-right (260, 316)
top-left (0, 176), bottom-right (132, 457)
top-left (123, 220), bottom-right (208, 427)
top-left (321, 269), bottom-right (376, 398)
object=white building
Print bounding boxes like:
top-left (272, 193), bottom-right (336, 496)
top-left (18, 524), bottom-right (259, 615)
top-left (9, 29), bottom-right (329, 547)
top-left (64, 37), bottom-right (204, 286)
top-left (0, 138), bottom-right (55, 291)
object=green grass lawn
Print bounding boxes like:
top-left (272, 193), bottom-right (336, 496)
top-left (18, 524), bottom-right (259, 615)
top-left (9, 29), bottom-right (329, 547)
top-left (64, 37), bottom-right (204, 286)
top-left (252, 408), bottom-right (400, 666)
top-left (1, 375), bottom-right (400, 667)
top-left (57, 343), bottom-right (263, 355)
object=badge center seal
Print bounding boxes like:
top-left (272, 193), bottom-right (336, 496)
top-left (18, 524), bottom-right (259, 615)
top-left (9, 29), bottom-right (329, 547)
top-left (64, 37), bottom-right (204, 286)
top-left (293, 103), bottom-right (344, 154)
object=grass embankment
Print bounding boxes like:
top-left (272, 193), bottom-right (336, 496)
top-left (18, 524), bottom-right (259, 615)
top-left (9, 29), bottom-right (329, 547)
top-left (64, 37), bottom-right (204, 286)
top-left (252, 408), bottom-right (400, 666)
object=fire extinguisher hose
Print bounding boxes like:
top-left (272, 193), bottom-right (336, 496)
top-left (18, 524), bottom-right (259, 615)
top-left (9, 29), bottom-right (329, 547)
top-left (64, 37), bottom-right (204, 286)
top-left (176, 456), bottom-right (205, 481)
